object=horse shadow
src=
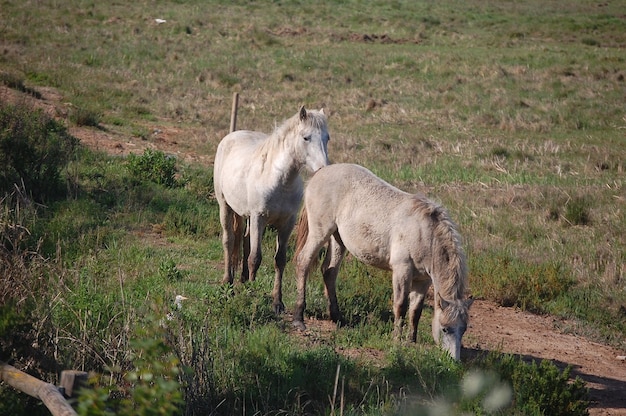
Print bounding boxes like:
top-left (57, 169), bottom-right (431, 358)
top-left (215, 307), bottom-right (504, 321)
top-left (462, 346), bottom-right (626, 411)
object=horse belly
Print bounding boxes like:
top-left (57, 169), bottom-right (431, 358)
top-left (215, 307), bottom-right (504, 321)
top-left (353, 251), bottom-right (392, 271)
top-left (340, 225), bottom-right (392, 271)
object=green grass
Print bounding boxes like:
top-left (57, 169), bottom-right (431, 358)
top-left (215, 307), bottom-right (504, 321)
top-left (2, 0), bottom-right (623, 414)
top-left (0, 108), bottom-right (593, 416)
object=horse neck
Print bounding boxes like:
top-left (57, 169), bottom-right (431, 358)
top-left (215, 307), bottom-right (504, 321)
top-left (257, 126), bottom-right (301, 185)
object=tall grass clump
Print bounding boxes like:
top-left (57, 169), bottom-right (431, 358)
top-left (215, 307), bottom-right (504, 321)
top-left (77, 315), bottom-right (184, 416)
top-left (469, 252), bottom-right (574, 312)
top-left (166, 283), bottom-right (351, 415)
top-left (0, 191), bottom-right (78, 416)
top-left (563, 196), bottom-right (592, 226)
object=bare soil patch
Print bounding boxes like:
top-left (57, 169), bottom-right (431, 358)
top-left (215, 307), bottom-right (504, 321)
top-left (466, 300), bottom-right (626, 416)
top-left (3, 84), bottom-right (625, 414)
top-left (297, 300), bottom-right (626, 415)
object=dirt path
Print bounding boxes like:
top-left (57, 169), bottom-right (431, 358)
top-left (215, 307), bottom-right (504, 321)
top-left (3, 84), bottom-right (625, 414)
top-left (466, 300), bottom-right (626, 416)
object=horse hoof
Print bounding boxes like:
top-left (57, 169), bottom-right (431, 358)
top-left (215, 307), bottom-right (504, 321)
top-left (331, 315), bottom-right (346, 328)
top-left (273, 302), bottom-right (285, 315)
top-left (292, 320), bottom-right (306, 331)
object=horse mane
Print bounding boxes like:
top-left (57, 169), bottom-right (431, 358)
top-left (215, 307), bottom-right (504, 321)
top-left (412, 195), bottom-right (468, 300)
top-left (272, 108), bottom-right (327, 141)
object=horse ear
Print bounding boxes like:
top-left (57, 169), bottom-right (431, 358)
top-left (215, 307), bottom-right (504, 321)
top-left (466, 295), bottom-right (474, 308)
top-left (299, 106), bottom-right (307, 121)
top-left (320, 108), bottom-right (325, 115)
top-left (437, 293), bottom-right (450, 310)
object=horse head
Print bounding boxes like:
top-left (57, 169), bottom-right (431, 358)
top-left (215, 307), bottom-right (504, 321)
top-left (293, 106), bottom-right (330, 173)
top-left (432, 293), bottom-right (473, 360)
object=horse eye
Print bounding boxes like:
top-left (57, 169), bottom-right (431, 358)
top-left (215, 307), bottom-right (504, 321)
top-left (303, 135), bottom-right (311, 142)
top-left (442, 327), bottom-right (450, 334)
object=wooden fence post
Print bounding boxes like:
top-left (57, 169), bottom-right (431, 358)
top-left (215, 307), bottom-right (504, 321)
top-left (0, 361), bottom-right (78, 416)
top-left (230, 92), bottom-right (239, 133)
top-left (60, 370), bottom-right (88, 398)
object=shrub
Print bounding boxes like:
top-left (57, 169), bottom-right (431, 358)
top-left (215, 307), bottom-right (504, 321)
top-left (0, 101), bottom-right (79, 201)
top-left (494, 355), bottom-right (589, 415)
top-left (69, 106), bottom-right (101, 127)
top-left (127, 149), bottom-right (178, 188)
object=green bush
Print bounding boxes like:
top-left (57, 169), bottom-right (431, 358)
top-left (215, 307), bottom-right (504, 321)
top-left (0, 101), bottom-right (78, 201)
top-left (127, 149), bottom-right (178, 188)
top-left (480, 354), bottom-right (589, 416)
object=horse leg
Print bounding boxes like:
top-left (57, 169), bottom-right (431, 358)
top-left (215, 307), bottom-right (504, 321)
top-left (246, 215), bottom-right (266, 282)
top-left (271, 219), bottom-right (295, 315)
top-left (322, 233), bottom-right (346, 325)
top-left (294, 236), bottom-right (328, 330)
top-left (219, 204), bottom-right (236, 284)
top-left (294, 245), bottom-right (313, 330)
top-left (408, 277), bottom-right (432, 343)
top-left (391, 265), bottom-right (412, 341)
top-left (241, 219), bottom-right (250, 282)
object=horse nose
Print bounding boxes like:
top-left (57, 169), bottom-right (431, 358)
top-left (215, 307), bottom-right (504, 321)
top-left (316, 158), bottom-right (330, 172)
top-left (309, 153), bottom-right (329, 173)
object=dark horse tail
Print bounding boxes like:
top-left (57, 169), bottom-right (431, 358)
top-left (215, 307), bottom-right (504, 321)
top-left (294, 207), bottom-right (309, 264)
top-left (295, 207), bottom-right (323, 273)
top-left (231, 214), bottom-right (244, 275)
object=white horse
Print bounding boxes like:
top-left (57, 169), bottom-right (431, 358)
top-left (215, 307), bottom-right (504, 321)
top-left (213, 106), bottom-right (330, 314)
top-left (293, 164), bottom-right (472, 360)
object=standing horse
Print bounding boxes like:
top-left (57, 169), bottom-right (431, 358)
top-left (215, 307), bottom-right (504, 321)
top-left (293, 164), bottom-right (472, 360)
top-left (214, 106), bottom-right (330, 314)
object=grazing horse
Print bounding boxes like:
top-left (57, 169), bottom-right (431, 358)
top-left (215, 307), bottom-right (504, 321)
top-left (293, 163), bottom-right (472, 360)
top-left (213, 106), bottom-right (330, 314)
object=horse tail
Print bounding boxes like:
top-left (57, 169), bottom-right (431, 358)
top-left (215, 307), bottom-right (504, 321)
top-left (294, 207), bottom-right (309, 263)
top-left (295, 207), bottom-right (323, 273)
top-left (231, 214), bottom-right (244, 271)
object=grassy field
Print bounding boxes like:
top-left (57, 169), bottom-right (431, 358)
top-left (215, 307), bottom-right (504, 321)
top-left (1, 0), bottom-right (625, 414)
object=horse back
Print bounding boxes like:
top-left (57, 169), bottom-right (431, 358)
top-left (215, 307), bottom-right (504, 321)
top-left (304, 164), bottom-right (418, 269)
top-left (215, 130), bottom-right (267, 171)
